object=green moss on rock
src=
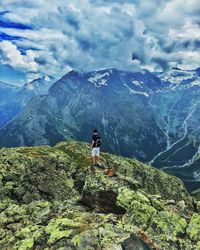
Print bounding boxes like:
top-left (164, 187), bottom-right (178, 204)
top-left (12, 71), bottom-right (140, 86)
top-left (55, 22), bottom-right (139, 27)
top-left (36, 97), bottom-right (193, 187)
top-left (17, 237), bottom-right (34, 250)
top-left (117, 187), bottom-right (156, 229)
top-left (187, 213), bottom-right (200, 241)
top-left (148, 210), bottom-right (187, 237)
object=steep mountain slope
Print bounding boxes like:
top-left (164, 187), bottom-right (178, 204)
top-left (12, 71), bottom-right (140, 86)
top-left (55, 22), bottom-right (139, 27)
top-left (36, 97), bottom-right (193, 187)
top-left (0, 69), bottom-right (166, 161)
top-left (0, 141), bottom-right (199, 249)
top-left (0, 75), bottom-right (55, 128)
top-left (149, 68), bottom-right (200, 191)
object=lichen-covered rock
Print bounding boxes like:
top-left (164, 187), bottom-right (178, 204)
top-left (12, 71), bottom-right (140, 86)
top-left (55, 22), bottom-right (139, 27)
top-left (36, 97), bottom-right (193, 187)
top-left (117, 187), bottom-right (189, 248)
top-left (0, 141), bottom-right (199, 249)
top-left (71, 229), bottom-right (102, 249)
top-left (147, 210), bottom-right (187, 237)
top-left (0, 198), bottom-right (13, 213)
top-left (118, 187), bottom-right (152, 208)
top-left (45, 217), bottom-right (80, 241)
top-left (186, 213), bottom-right (200, 241)
top-left (82, 171), bottom-right (126, 213)
top-left (27, 200), bottom-right (52, 224)
top-left (16, 237), bottom-right (34, 250)
top-left (117, 187), bottom-right (157, 230)
top-left (195, 241), bottom-right (200, 250)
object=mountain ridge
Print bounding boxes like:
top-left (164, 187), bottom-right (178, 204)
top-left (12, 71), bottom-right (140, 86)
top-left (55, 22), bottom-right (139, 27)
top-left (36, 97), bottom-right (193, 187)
top-left (0, 75), bottom-right (56, 128)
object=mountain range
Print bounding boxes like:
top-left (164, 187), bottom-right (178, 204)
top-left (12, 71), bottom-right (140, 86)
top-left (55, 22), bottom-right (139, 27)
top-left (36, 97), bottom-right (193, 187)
top-left (0, 67), bottom-right (200, 191)
top-left (0, 75), bottom-right (55, 128)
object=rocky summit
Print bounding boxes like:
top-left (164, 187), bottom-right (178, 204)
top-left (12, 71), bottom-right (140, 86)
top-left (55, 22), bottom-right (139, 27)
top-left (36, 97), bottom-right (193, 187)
top-left (0, 141), bottom-right (200, 250)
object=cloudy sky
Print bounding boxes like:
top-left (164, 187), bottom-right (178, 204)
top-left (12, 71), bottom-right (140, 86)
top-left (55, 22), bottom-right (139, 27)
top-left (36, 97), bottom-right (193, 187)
top-left (0, 0), bottom-right (200, 84)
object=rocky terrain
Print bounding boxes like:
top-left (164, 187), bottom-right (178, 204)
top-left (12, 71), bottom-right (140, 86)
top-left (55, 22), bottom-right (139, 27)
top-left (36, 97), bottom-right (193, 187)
top-left (1, 141), bottom-right (200, 249)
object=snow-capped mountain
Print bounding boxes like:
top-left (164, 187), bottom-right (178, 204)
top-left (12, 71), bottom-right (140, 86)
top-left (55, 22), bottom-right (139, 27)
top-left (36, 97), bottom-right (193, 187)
top-left (0, 68), bottom-right (200, 191)
top-left (157, 67), bottom-right (200, 90)
top-left (85, 68), bottom-right (165, 95)
top-left (23, 75), bottom-right (55, 95)
top-left (0, 75), bottom-right (56, 128)
top-left (0, 69), bottom-right (166, 158)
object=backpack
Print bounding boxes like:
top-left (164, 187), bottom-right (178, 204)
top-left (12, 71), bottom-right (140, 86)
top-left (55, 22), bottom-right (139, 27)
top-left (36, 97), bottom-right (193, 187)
top-left (96, 137), bottom-right (101, 147)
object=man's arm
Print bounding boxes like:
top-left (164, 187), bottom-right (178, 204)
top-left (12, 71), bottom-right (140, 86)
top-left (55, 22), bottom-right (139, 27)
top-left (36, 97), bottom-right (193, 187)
top-left (91, 140), bottom-right (95, 148)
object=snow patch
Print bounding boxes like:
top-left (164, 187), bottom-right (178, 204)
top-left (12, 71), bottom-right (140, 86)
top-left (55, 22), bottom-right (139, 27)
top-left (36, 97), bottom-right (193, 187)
top-left (88, 72), bottom-right (109, 87)
top-left (160, 69), bottom-right (195, 84)
top-left (27, 84), bottom-right (34, 90)
top-left (124, 83), bottom-right (149, 97)
top-left (44, 75), bottom-right (51, 82)
top-left (190, 79), bottom-right (200, 86)
top-left (132, 80), bottom-right (143, 87)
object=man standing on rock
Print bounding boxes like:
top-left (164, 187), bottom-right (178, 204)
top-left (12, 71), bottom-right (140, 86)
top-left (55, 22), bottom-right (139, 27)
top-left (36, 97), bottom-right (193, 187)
top-left (91, 129), bottom-right (101, 165)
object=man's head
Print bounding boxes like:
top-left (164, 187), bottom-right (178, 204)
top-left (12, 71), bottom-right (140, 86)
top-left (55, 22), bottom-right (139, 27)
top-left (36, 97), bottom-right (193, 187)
top-left (93, 129), bottom-right (97, 134)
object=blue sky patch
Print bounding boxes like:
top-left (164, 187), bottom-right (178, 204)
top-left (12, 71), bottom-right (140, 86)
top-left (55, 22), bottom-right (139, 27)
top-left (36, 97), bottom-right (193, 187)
top-left (0, 65), bottom-right (27, 85)
top-left (0, 32), bottom-right (22, 41)
top-left (0, 11), bottom-right (10, 16)
top-left (0, 19), bottom-right (32, 30)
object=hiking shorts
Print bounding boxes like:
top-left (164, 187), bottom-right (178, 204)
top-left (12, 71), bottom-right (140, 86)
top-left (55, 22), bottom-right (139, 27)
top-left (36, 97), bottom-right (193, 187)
top-left (92, 147), bottom-right (100, 157)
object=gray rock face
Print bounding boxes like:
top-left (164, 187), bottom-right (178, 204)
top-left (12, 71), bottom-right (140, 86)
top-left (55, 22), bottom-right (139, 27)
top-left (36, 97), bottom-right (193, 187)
top-left (121, 234), bottom-right (151, 250)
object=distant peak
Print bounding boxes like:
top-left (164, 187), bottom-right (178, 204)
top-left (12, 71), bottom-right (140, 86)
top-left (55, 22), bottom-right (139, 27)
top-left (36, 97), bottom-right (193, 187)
top-left (44, 75), bottom-right (51, 81)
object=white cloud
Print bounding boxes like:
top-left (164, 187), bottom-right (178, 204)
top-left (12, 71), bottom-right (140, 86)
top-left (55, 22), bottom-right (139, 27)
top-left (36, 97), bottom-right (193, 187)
top-left (169, 21), bottom-right (200, 41)
top-left (0, 0), bottom-right (199, 79)
top-left (0, 41), bottom-right (38, 72)
top-left (176, 51), bottom-right (200, 70)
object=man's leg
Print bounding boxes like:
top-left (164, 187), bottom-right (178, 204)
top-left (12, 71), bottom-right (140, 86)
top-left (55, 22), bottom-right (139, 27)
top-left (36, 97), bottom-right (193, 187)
top-left (92, 148), bottom-right (96, 164)
top-left (96, 148), bottom-right (100, 164)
